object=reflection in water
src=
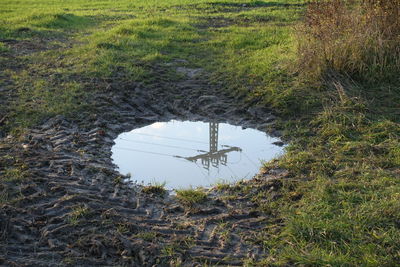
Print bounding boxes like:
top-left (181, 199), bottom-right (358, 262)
top-left (177, 122), bottom-right (242, 171)
top-left (112, 120), bottom-right (284, 189)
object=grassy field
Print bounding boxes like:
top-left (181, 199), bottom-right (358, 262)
top-left (0, 0), bottom-right (302, 131)
top-left (1, 0), bottom-right (399, 265)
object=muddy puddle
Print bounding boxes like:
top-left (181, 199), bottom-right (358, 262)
top-left (111, 120), bottom-right (285, 189)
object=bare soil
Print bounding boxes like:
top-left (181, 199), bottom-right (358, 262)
top-left (0, 42), bottom-right (288, 266)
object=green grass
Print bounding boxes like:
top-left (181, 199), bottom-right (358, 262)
top-left (1, 0), bottom-right (303, 131)
top-left (1, 0), bottom-right (399, 265)
top-left (135, 231), bottom-right (158, 242)
top-left (213, 180), bottom-right (232, 191)
top-left (68, 205), bottom-right (91, 225)
top-left (2, 167), bottom-right (27, 182)
top-left (0, 42), bottom-right (9, 53)
top-left (142, 182), bottom-right (167, 196)
top-left (176, 188), bottom-right (207, 206)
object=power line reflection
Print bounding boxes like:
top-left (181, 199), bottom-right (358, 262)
top-left (176, 122), bottom-right (242, 171)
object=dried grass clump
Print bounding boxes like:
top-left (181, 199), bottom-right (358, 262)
top-left (297, 0), bottom-right (400, 83)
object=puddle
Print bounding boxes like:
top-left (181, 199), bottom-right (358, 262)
top-left (111, 120), bottom-right (285, 189)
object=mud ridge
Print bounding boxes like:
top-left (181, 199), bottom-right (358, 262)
top-left (0, 60), bottom-right (288, 266)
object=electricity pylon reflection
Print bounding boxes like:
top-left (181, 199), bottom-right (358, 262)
top-left (177, 122), bottom-right (242, 170)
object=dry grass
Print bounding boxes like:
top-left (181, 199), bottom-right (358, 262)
top-left (297, 0), bottom-right (400, 83)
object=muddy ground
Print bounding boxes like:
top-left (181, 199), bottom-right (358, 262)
top-left (0, 51), bottom-right (290, 266)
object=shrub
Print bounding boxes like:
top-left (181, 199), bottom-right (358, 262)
top-left (297, 0), bottom-right (400, 83)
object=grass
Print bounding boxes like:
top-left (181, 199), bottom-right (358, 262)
top-left (297, 0), bottom-right (400, 83)
top-left (68, 205), bottom-right (91, 225)
top-left (213, 180), bottom-right (231, 191)
top-left (1, 0), bottom-right (399, 265)
top-left (135, 231), bottom-right (158, 242)
top-left (248, 1), bottom-right (400, 265)
top-left (0, 0), bottom-right (303, 131)
top-left (175, 188), bottom-right (207, 206)
top-left (2, 167), bottom-right (27, 182)
top-left (0, 153), bottom-right (29, 205)
top-left (142, 181), bottom-right (167, 196)
top-left (0, 42), bottom-right (9, 53)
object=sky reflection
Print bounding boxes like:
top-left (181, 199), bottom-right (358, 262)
top-left (111, 120), bottom-right (285, 189)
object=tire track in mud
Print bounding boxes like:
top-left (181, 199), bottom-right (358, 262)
top-left (0, 59), bottom-right (287, 266)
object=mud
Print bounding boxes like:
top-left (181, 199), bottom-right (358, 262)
top-left (0, 53), bottom-right (289, 265)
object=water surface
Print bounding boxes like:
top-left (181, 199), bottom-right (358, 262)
top-left (112, 120), bottom-right (284, 189)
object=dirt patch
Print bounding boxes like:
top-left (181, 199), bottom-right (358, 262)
top-left (195, 14), bottom-right (288, 30)
top-left (194, 16), bottom-right (237, 29)
top-left (175, 1), bottom-right (305, 14)
top-left (0, 35), bottom-right (79, 138)
top-left (1, 38), bottom-right (66, 56)
top-left (0, 54), bottom-right (286, 265)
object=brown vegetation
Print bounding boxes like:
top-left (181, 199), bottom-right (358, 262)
top-left (297, 0), bottom-right (400, 83)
